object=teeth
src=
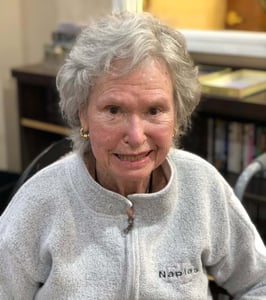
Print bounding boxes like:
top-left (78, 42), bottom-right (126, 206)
top-left (118, 153), bottom-right (147, 161)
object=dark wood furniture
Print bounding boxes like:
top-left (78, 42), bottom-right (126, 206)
top-left (11, 61), bottom-right (266, 300)
top-left (181, 90), bottom-right (266, 157)
top-left (181, 90), bottom-right (266, 242)
top-left (12, 62), bottom-right (266, 198)
top-left (11, 63), bottom-right (70, 169)
top-left (12, 63), bottom-right (266, 165)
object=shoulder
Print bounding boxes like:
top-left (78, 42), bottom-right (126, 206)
top-left (167, 148), bottom-right (234, 204)
top-left (19, 152), bottom-right (78, 193)
top-left (168, 149), bottom-right (258, 234)
top-left (1, 152), bottom-right (81, 219)
top-left (0, 152), bottom-right (83, 247)
top-left (20, 151), bottom-right (80, 189)
top-left (168, 148), bottom-right (219, 177)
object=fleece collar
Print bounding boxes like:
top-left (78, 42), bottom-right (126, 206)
top-left (67, 152), bottom-right (177, 223)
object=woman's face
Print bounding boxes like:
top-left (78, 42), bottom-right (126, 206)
top-left (80, 59), bottom-right (175, 192)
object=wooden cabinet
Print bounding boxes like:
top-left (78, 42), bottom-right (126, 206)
top-left (11, 60), bottom-right (266, 243)
top-left (12, 62), bottom-right (266, 173)
top-left (181, 90), bottom-right (266, 166)
top-left (12, 62), bottom-right (266, 241)
top-left (181, 90), bottom-right (266, 241)
top-left (12, 63), bottom-right (70, 169)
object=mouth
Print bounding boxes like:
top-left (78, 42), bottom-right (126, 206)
top-left (115, 151), bottom-right (152, 162)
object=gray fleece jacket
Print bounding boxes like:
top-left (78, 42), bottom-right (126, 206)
top-left (0, 149), bottom-right (266, 299)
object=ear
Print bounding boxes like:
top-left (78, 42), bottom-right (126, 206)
top-left (79, 107), bottom-right (87, 127)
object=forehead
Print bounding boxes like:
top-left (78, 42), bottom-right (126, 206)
top-left (93, 58), bottom-right (173, 91)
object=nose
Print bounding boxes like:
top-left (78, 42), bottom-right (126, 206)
top-left (124, 115), bottom-right (146, 147)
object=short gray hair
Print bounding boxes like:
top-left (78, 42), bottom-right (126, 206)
top-left (56, 12), bottom-right (201, 154)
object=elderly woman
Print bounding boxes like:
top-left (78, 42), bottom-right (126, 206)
top-left (1, 12), bottom-right (266, 299)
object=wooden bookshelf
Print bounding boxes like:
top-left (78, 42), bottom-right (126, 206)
top-left (198, 91), bottom-right (266, 122)
top-left (12, 63), bottom-right (68, 169)
top-left (181, 91), bottom-right (266, 242)
top-left (12, 63), bottom-right (266, 223)
top-left (21, 118), bottom-right (70, 136)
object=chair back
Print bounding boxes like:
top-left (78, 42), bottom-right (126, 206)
top-left (10, 137), bottom-right (73, 199)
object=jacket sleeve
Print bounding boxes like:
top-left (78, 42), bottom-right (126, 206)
top-left (0, 240), bottom-right (39, 299)
top-left (0, 184), bottom-right (47, 299)
top-left (208, 192), bottom-right (266, 299)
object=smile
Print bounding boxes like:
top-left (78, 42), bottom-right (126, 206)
top-left (116, 152), bottom-right (151, 162)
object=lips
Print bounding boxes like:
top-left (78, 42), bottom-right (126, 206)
top-left (116, 151), bottom-right (151, 161)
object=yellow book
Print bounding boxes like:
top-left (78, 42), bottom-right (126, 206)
top-left (200, 69), bottom-right (266, 99)
top-left (198, 65), bottom-right (232, 84)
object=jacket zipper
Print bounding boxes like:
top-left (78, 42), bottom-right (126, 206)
top-left (124, 203), bottom-right (137, 300)
top-left (124, 206), bottom-right (134, 235)
top-left (127, 229), bottom-right (136, 300)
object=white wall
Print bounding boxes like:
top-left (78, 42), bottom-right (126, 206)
top-left (0, 82), bottom-right (6, 170)
top-left (20, 0), bottom-right (57, 64)
top-left (0, 0), bottom-right (24, 171)
top-left (56, 0), bottom-right (112, 23)
top-left (0, 0), bottom-right (112, 172)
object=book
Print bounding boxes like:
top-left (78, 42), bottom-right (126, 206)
top-left (200, 69), bottom-right (266, 99)
top-left (227, 122), bottom-right (243, 173)
top-left (214, 119), bottom-right (227, 172)
top-left (255, 126), bottom-right (266, 156)
top-left (242, 123), bottom-right (255, 168)
top-left (255, 125), bottom-right (266, 178)
top-left (198, 65), bottom-right (231, 84)
top-left (207, 118), bottom-right (215, 164)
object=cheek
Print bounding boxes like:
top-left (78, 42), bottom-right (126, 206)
top-left (154, 124), bottom-right (174, 144)
top-left (90, 132), bottom-right (113, 149)
top-left (151, 129), bottom-right (173, 158)
top-left (89, 125), bottom-right (121, 154)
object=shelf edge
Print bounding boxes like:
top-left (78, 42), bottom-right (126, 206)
top-left (21, 118), bottom-right (70, 136)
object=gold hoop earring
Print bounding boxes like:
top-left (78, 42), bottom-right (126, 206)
top-left (80, 127), bottom-right (90, 139)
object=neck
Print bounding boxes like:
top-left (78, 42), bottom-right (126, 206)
top-left (94, 165), bottom-right (153, 197)
top-left (83, 152), bottom-right (168, 196)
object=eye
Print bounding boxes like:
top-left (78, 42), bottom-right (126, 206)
top-left (108, 105), bottom-right (120, 114)
top-left (148, 107), bottom-right (160, 115)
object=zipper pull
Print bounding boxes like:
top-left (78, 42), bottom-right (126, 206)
top-left (123, 206), bottom-right (134, 235)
